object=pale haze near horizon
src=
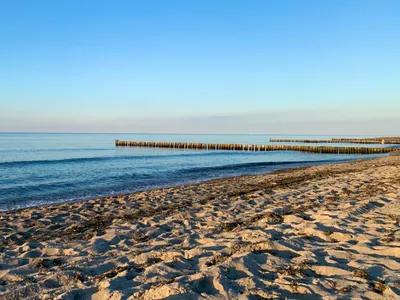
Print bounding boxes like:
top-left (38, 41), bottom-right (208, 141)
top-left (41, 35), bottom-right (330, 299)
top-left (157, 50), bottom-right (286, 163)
top-left (1, 1), bottom-right (399, 135)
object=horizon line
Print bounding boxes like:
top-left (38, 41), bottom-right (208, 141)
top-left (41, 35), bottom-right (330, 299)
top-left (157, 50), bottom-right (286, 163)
top-left (0, 131), bottom-right (386, 137)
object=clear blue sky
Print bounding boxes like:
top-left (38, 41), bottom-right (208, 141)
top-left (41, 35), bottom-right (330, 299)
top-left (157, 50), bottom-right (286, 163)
top-left (1, 0), bottom-right (399, 134)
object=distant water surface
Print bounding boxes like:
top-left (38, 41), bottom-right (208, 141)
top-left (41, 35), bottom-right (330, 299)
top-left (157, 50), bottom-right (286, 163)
top-left (0, 133), bottom-right (386, 211)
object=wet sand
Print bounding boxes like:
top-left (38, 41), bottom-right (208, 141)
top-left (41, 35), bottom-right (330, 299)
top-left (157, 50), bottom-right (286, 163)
top-left (1, 155), bottom-right (399, 299)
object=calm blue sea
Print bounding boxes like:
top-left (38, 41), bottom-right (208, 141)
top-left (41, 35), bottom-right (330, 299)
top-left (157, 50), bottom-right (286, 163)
top-left (0, 133), bottom-right (386, 211)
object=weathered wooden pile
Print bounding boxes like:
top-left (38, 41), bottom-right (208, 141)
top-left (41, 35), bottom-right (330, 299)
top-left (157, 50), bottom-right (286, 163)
top-left (115, 140), bottom-right (395, 154)
top-left (270, 137), bottom-right (400, 144)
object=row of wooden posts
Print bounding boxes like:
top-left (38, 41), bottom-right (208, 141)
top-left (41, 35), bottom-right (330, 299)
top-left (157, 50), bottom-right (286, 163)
top-left (331, 137), bottom-right (400, 144)
top-left (115, 140), bottom-right (396, 154)
top-left (332, 137), bottom-right (400, 141)
top-left (269, 138), bottom-right (400, 144)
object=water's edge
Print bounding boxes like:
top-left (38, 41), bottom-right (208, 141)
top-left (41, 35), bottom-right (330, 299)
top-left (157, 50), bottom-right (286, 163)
top-left (0, 133), bottom-right (386, 211)
top-left (1, 155), bottom-right (381, 213)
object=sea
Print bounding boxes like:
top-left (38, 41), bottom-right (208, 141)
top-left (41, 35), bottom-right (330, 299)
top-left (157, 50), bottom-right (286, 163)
top-left (0, 133), bottom-right (387, 211)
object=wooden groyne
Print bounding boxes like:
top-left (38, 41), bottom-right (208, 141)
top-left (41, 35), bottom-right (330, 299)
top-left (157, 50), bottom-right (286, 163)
top-left (115, 140), bottom-right (395, 154)
top-left (269, 138), bottom-right (400, 144)
top-left (270, 139), bottom-right (342, 144)
top-left (332, 137), bottom-right (400, 141)
top-left (331, 138), bottom-right (400, 144)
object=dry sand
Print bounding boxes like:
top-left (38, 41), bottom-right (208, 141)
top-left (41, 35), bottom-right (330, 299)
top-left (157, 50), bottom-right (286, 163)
top-left (1, 155), bottom-right (399, 300)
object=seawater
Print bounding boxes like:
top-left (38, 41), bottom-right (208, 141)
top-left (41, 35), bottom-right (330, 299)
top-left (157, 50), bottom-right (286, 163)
top-left (0, 133), bottom-right (385, 211)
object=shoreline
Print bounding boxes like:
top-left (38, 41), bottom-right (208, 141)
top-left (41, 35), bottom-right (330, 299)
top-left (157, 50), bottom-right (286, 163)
top-left (1, 155), bottom-right (399, 299)
top-left (1, 155), bottom-right (381, 214)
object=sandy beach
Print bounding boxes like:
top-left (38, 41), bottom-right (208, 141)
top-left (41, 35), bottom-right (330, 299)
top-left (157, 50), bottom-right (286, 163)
top-left (1, 155), bottom-right (399, 300)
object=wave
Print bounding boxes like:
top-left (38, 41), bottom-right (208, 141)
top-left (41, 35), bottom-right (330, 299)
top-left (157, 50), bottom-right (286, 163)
top-left (0, 150), bottom-right (272, 167)
top-left (0, 147), bottom-right (111, 153)
top-left (178, 159), bottom-right (350, 174)
top-left (0, 156), bottom-right (118, 167)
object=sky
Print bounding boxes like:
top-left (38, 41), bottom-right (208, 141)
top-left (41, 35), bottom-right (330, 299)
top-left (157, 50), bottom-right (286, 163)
top-left (1, 0), bottom-right (399, 134)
